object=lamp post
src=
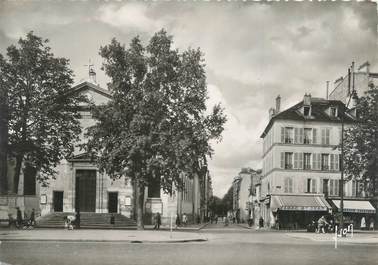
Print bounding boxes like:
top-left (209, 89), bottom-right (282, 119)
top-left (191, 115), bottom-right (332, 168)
top-left (340, 63), bottom-right (358, 231)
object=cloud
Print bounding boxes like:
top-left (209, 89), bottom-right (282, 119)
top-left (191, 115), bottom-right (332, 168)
top-left (0, 1), bottom-right (376, 197)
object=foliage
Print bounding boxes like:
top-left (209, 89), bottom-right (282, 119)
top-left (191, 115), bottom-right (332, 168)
top-left (221, 185), bottom-right (234, 214)
top-left (344, 83), bottom-right (378, 194)
top-left (85, 29), bottom-right (226, 227)
top-left (0, 32), bottom-right (85, 192)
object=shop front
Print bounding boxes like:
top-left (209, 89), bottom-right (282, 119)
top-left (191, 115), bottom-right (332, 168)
top-left (270, 194), bottom-right (331, 229)
top-left (330, 199), bottom-right (376, 229)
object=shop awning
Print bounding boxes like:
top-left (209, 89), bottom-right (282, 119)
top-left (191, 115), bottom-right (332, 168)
top-left (270, 194), bottom-right (331, 212)
top-left (332, 200), bottom-right (376, 214)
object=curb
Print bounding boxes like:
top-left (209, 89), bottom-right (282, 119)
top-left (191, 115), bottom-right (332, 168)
top-left (0, 238), bottom-right (207, 243)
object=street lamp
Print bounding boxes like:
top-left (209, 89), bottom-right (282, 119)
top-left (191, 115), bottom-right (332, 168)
top-left (339, 63), bottom-right (358, 231)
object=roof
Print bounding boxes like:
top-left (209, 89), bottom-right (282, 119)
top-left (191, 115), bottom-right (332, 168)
top-left (72, 81), bottom-right (112, 99)
top-left (260, 97), bottom-right (355, 138)
top-left (270, 194), bottom-right (331, 212)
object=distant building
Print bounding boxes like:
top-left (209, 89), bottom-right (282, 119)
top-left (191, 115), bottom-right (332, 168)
top-left (232, 168), bottom-right (261, 223)
top-left (260, 94), bottom-right (376, 229)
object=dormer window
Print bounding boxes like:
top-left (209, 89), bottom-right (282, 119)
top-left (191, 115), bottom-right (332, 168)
top-left (330, 107), bottom-right (338, 117)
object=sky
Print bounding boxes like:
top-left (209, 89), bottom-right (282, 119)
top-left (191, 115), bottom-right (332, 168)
top-left (0, 1), bottom-right (377, 197)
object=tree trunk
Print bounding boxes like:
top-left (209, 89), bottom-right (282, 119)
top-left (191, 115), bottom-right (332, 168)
top-left (135, 178), bottom-right (145, 230)
top-left (13, 154), bottom-right (23, 194)
top-left (0, 86), bottom-right (8, 194)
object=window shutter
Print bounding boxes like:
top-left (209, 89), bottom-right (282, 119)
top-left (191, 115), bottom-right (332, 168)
top-left (281, 127), bottom-right (285, 143)
top-left (312, 128), bottom-right (317, 144)
top-left (289, 178), bottom-right (293, 193)
top-left (299, 128), bottom-right (304, 144)
top-left (280, 152), bottom-right (285, 169)
top-left (335, 154), bottom-right (339, 170)
top-left (312, 179), bottom-right (317, 193)
top-left (284, 178), bottom-right (288, 193)
top-left (321, 129), bottom-right (325, 145)
top-left (299, 153), bottom-right (303, 169)
top-left (312, 153), bottom-right (317, 169)
top-left (330, 154), bottom-right (334, 170)
top-left (326, 128), bottom-right (330, 145)
top-left (294, 128), bottom-right (298, 143)
top-left (294, 153), bottom-right (299, 169)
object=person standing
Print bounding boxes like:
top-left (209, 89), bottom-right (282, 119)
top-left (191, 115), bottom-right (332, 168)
top-left (175, 214), bottom-right (181, 229)
top-left (16, 207), bottom-right (22, 229)
top-left (182, 213), bottom-right (188, 226)
top-left (154, 212), bottom-right (161, 230)
top-left (360, 216), bottom-right (366, 230)
top-left (30, 208), bottom-right (35, 226)
top-left (369, 217), bottom-right (375, 231)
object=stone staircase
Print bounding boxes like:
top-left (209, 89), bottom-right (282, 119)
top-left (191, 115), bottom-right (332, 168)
top-left (36, 212), bottom-right (137, 229)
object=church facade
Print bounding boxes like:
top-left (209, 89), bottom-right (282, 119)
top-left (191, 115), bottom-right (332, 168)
top-left (1, 77), bottom-right (205, 225)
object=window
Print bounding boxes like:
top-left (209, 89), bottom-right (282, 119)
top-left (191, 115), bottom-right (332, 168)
top-left (148, 177), bottom-right (161, 198)
top-left (284, 178), bottom-right (293, 193)
top-left (312, 128), bottom-right (317, 144)
top-left (293, 153), bottom-right (303, 169)
top-left (283, 127), bottom-right (294, 143)
top-left (304, 128), bottom-right (312, 144)
top-left (304, 106), bottom-right (311, 116)
top-left (329, 179), bottom-right (340, 196)
top-left (321, 154), bottom-right (329, 170)
top-left (330, 107), bottom-right (338, 117)
top-left (307, 178), bottom-right (317, 193)
top-left (322, 179), bottom-right (329, 196)
top-left (321, 128), bottom-right (330, 145)
top-left (330, 154), bottom-right (339, 170)
top-left (312, 153), bottom-right (321, 170)
top-left (284, 152), bottom-right (293, 169)
top-left (23, 164), bottom-right (37, 195)
top-left (304, 153), bottom-right (311, 170)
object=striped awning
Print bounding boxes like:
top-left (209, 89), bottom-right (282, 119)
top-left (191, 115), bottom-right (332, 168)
top-left (271, 194), bottom-right (331, 212)
top-left (332, 200), bottom-right (376, 214)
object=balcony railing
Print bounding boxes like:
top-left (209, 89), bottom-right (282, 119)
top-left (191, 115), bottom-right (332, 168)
top-left (284, 138), bottom-right (293, 144)
top-left (321, 165), bottom-right (329, 171)
top-left (304, 164), bottom-right (311, 170)
top-left (285, 164), bottom-right (293, 169)
top-left (303, 138), bottom-right (311, 144)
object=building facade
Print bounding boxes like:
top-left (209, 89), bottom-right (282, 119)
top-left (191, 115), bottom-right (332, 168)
top-left (1, 75), bottom-right (204, 225)
top-left (260, 94), bottom-right (376, 229)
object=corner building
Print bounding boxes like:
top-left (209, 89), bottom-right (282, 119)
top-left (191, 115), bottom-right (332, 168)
top-left (260, 94), bottom-right (376, 229)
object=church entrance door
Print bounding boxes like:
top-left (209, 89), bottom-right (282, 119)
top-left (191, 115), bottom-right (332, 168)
top-left (75, 170), bottom-right (96, 212)
top-left (108, 192), bottom-right (118, 213)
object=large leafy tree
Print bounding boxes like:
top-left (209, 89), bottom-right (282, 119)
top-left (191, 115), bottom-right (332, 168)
top-left (0, 32), bottom-right (85, 193)
top-left (85, 30), bottom-right (226, 229)
top-left (0, 54), bottom-right (9, 194)
top-left (344, 83), bottom-right (378, 195)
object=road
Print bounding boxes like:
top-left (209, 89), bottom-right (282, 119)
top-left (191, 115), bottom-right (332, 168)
top-left (1, 223), bottom-right (377, 265)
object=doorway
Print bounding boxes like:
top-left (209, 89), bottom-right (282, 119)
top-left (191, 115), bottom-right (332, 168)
top-left (53, 191), bottom-right (64, 212)
top-left (75, 170), bottom-right (97, 212)
top-left (108, 192), bottom-right (118, 213)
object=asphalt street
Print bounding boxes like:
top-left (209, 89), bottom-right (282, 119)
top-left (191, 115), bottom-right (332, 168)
top-left (1, 224), bottom-right (377, 265)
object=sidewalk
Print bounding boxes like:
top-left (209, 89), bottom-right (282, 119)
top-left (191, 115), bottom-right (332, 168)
top-left (0, 228), bottom-right (207, 243)
top-left (286, 232), bottom-right (378, 244)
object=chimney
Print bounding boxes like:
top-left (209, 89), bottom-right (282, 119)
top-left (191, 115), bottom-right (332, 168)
top-left (303, 93), bottom-right (311, 106)
top-left (269, 107), bottom-right (276, 120)
top-left (275, 95), bottom-right (281, 114)
top-left (89, 67), bottom-right (97, 84)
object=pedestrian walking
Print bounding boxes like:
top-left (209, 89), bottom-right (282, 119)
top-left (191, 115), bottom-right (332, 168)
top-left (16, 207), bottom-right (22, 229)
top-left (154, 212), bottom-right (161, 230)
